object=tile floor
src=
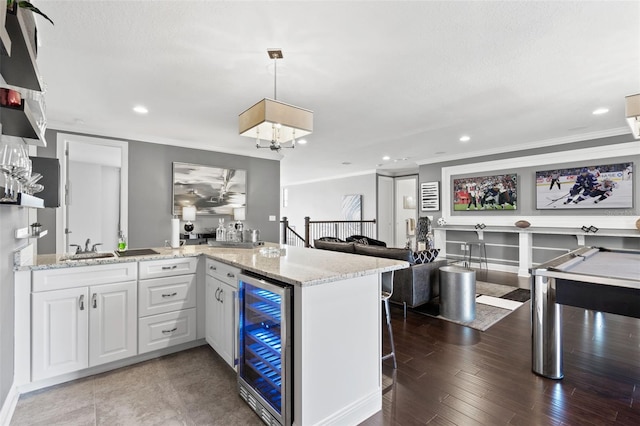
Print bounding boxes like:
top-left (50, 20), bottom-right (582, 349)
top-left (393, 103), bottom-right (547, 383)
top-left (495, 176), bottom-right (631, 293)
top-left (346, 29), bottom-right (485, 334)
top-left (10, 345), bottom-right (262, 426)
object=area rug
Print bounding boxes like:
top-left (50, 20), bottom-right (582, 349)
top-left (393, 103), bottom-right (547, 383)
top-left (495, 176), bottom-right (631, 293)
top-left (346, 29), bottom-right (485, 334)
top-left (411, 281), bottom-right (531, 331)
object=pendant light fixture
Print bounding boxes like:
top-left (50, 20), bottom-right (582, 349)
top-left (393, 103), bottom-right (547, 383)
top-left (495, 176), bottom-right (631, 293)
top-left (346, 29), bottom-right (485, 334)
top-left (238, 49), bottom-right (313, 151)
top-left (625, 93), bottom-right (640, 139)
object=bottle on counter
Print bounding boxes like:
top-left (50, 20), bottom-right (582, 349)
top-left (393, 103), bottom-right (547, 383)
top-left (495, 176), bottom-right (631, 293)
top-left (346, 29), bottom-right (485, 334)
top-left (227, 223), bottom-right (237, 242)
top-left (118, 231), bottom-right (127, 251)
top-left (216, 218), bottom-right (226, 241)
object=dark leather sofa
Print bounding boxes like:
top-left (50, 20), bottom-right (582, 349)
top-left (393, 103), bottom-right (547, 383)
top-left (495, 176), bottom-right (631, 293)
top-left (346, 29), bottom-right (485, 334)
top-left (314, 239), bottom-right (446, 315)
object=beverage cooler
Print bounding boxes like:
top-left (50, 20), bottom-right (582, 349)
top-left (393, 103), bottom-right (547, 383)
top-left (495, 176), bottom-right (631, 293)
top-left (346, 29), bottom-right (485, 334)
top-left (238, 273), bottom-right (293, 426)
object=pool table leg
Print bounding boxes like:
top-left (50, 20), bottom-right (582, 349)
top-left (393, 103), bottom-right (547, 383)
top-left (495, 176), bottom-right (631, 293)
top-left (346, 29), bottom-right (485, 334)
top-left (531, 273), bottom-right (564, 379)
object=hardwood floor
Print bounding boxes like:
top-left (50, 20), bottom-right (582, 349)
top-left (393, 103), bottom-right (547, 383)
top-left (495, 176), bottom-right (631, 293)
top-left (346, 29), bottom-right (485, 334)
top-left (364, 271), bottom-right (640, 425)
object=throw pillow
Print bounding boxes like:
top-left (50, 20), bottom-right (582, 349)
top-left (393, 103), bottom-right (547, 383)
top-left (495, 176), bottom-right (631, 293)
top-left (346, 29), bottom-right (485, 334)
top-left (318, 237), bottom-right (344, 242)
top-left (353, 237), bottom-right (369, 245)
top-left (412, 249), bottom-right (440, 264)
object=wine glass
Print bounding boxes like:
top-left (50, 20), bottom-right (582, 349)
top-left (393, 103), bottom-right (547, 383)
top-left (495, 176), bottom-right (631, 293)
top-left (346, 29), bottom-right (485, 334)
top-left (0, 141), bottom-right (28, 201)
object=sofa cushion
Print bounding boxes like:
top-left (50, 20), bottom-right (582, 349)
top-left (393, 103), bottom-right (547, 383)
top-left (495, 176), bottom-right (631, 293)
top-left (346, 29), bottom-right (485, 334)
top-left (317, 237), bottom-right (344, 243)
top-left (314, 239), bottom-right (356, 253)
top-left (354, 244), bottom-right (413, 262)
top-left (412, 249), bottom-right (440, 264)
top-left (345, 235), bottom-right (387, 247)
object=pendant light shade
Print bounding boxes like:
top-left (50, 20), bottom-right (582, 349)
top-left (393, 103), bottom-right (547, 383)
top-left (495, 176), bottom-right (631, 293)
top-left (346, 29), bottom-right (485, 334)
top-left (238, 49), bottom-right (313, 151)
top-left (625, 93), bottom-right (640, 139)
top-left (239, 98), bottom-right (313, 143)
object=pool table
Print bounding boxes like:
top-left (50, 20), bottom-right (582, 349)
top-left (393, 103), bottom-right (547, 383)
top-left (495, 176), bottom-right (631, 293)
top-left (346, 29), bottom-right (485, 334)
top-left (530, 247), bottom-right (640, 379)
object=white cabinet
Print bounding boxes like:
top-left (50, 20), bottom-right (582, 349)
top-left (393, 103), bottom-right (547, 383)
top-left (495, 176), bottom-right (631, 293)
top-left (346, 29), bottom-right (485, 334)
top-left (138, 258), bottom-right (197, 354)
top-left (205, 258), bottom-right (239, 369)
top-left (88, 281), bottom-right (137, 367)
top-left (31, 280), bottom-right (137, 381)
top-left (32, 287), bottom-right (88, 380)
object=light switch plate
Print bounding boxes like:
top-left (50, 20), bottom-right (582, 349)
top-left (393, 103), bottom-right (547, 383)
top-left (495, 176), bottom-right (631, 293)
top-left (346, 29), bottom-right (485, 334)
top-left (269, 215), bottom-right (276, 221)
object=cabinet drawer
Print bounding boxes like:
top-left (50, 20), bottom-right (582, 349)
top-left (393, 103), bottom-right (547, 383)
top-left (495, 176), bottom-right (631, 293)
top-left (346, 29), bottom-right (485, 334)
top-left (138, 257), bottom-right (198, 280)
top-left (205, 258), bottom-right (240, 288)
top-left (32, 262), bottom-right (138, 292)
top-left (138, 308), bottom-right (196, 354)
top-left (138, 274), bottom-right (196, 317)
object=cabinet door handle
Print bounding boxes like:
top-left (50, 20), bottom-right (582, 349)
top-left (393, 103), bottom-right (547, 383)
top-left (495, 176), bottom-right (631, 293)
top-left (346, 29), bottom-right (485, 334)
top-left (227, 272), bottom-right (235, 278)
top-left (215, 287), bottom-right (221, 302)
top-left (79, 294), bottom-right (85, 310)
top-left (92, 293), bottom-right (97, 309)
top-left (162, 327), bottom-right (178, 334)
top-left (162, 292), bottom-right (177, 298)
top-left (161, 265), bottom-right (178, 270)
top-left (219, 288), bottom-right (224, 303)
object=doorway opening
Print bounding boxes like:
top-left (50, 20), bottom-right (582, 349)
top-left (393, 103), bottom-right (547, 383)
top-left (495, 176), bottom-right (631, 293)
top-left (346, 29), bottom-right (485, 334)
top-left (56, 134), bottom-right (128, 254)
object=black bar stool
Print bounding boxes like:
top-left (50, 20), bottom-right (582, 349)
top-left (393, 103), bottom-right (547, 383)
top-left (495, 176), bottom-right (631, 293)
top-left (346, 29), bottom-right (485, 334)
top-left (381, 271), bottom-right (397, 369)
top-left (463, 241), bottom-right (488, 270)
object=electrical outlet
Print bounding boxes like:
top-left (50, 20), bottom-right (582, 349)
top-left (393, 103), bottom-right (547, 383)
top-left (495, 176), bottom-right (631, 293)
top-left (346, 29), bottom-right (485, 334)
top-left (269, 215), bottom-right (276, 222)
top-left (460, 243), bottom-right (465, 251)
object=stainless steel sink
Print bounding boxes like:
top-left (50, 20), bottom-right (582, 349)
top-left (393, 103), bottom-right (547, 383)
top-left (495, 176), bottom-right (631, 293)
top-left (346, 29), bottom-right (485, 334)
top-left (61, 252), bottom-right (115, 261)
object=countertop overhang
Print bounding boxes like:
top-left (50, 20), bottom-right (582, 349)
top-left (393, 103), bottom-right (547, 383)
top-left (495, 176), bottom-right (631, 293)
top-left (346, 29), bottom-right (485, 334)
top-left (19, 243), bottom-right (409, 287)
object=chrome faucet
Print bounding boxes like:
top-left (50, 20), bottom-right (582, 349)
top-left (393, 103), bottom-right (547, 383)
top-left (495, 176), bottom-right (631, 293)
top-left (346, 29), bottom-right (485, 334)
top-left (69, 239), bottom-right (103, 254)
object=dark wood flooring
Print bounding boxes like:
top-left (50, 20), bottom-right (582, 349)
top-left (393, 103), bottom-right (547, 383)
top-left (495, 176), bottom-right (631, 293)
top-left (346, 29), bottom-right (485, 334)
top-left (364, 270), bottom-right (640, 425)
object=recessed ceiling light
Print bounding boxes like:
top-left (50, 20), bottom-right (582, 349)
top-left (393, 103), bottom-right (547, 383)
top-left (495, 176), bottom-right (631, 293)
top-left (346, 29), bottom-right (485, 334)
top-left (297, 139), bottom-right (307, 145)
top-left (382, 155), bottom-right (390, 161)
top-left (592, 108), bottom-right (609, 115)
top-left (133, 105), bottom-right (148, 114)
top-left (459, 135), bottom-right (471, 142)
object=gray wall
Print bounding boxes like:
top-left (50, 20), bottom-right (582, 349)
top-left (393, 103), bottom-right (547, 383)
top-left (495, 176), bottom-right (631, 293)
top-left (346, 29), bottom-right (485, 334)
top-left (128, 140), bottom-right (280, 247)
top-left (38, 129), bottom-right (281, 252)
top-left (419, 134), bottom-right (640, 265)
top-left (419, 134), bottom-right (639, 217)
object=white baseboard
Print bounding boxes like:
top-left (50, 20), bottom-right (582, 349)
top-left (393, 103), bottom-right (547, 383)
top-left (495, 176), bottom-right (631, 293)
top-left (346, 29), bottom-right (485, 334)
top-left (314, 388), bottom-right (381, 426)
top-left (0, 384), bottom-right (19, 426)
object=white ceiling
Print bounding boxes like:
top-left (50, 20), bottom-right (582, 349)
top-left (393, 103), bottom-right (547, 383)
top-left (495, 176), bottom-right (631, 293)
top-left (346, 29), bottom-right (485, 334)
top-left (35, 1), bottom-right (640, 185)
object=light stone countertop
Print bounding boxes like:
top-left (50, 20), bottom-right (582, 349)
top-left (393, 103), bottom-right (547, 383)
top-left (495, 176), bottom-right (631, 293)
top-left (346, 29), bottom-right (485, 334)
top-left (19, 243), bottom-right (409, 287)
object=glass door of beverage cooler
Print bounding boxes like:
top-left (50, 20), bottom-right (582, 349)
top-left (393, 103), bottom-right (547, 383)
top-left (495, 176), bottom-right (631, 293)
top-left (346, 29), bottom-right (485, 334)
top-left (238, 273), bottom-right (292, 426)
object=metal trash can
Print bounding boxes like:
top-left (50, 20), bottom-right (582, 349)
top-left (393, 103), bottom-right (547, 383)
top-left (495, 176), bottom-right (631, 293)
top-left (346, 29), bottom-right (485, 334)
top-left (439, 266), bottom-right (476, 321)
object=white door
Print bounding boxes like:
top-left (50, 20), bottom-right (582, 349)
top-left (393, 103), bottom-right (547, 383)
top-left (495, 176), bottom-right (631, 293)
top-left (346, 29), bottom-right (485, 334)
top-left (32, 287), bottom-right (89, 381)
top-left (377, 175), bottom-right (394, 246)
top-left (89, 281), bottom-right (137, 366)
top-left (205, 275), bottom-right (236, 368)
top-left (57, 134), bottom-right (128, 254)
top-left (394, 176), bottom-right (417, 248)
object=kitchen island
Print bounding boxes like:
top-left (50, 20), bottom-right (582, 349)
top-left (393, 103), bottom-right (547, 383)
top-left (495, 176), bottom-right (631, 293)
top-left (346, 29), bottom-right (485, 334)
top-left (14, 243), bottom-right (408, 426)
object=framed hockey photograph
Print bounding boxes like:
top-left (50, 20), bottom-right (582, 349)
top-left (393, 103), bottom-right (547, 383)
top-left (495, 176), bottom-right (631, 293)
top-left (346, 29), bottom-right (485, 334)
top-left (452, 173), bottom-right (517, 211)
top-left (535, 162), bottom-right (633, 209)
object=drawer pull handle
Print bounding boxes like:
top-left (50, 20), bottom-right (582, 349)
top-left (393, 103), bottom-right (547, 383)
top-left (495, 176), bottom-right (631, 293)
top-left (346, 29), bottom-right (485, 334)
top-left (162, 327), bottom-right (178, 334)
top-left (209, 265), bottom-right (217, 270)
top-left (162, 292), bottom-right (177, 298)
top-left (79, 294), bottom-right (85, 310)
top-left (227, 272), bottom-right (235, 278)
top-left (161, 265), bottom-right (178, 270)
